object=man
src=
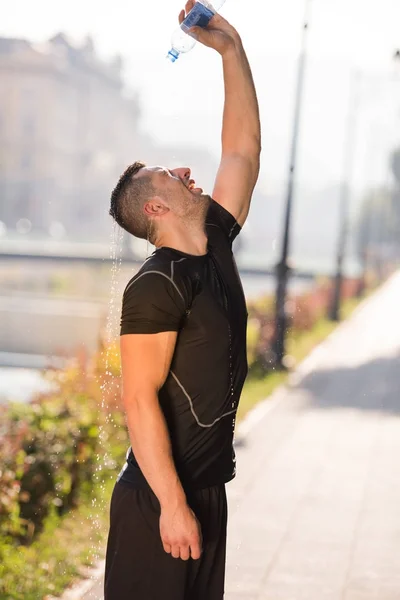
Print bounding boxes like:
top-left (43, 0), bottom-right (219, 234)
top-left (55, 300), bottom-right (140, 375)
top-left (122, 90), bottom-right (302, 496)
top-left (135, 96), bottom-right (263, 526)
top-left (105, 1), bottom-right (260, 598)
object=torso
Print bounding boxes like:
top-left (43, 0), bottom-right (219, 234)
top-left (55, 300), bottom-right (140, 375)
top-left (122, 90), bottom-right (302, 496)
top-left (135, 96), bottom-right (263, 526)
top-left (118, 201), bottom-right (248, 491)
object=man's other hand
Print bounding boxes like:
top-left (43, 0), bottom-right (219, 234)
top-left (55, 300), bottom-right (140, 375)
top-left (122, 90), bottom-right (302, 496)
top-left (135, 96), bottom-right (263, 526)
top-left (160, 500), bottom-right (203, 561)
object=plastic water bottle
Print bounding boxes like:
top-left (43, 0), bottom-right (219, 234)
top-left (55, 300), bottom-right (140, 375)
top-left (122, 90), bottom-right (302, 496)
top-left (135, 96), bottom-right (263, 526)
top-left (167, 0), bottom-right (227, 63)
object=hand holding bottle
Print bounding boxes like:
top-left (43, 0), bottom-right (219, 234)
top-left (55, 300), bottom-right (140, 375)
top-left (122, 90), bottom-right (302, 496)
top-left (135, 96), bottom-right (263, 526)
top-left (167, 0), bottom-right (238, 62)
top-left (180, 0), bottom-right (240, 57)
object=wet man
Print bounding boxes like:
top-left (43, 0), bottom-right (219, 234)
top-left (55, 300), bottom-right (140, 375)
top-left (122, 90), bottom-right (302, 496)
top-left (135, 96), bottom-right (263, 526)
top-left (105, 1), bottom-right (261, 598)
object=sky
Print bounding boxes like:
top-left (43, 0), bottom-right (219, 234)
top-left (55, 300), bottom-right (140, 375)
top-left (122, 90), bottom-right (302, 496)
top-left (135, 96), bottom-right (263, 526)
top-left (2, 0), bottom-right (400, 199)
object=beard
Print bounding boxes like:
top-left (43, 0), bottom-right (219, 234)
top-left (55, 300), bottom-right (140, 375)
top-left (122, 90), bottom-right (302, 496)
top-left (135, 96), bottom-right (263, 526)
top-left (184, 191), bottom-right (211, 224)
top-left (161, 182), bottom-right (211, 230)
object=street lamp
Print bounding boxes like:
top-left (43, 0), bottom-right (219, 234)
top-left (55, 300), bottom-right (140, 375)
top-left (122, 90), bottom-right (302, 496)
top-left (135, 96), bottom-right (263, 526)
top-left (328, 70), bottom-right (360, 321)
top-left (357, 122), bottom-right (383, 296)
top-left (272, 0), bottom-right (312, 368)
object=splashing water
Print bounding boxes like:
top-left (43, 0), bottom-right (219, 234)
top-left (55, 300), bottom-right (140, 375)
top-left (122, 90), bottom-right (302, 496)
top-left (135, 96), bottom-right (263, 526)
top-left (84, 222), bottom-right (125, 591)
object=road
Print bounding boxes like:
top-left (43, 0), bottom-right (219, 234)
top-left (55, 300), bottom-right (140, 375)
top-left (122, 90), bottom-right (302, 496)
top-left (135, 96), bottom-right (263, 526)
top-left (69, 272), bottom-right (400, 600)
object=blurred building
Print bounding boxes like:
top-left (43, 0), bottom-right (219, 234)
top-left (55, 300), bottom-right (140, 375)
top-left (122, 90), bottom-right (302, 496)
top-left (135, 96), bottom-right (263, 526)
top-left (0, 33), bottom-right (145, 239)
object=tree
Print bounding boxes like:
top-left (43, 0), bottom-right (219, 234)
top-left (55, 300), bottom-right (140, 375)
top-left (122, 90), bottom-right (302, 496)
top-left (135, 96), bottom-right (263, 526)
top-left (356, 187), bottom-right (392, 262)
top-left (391, 146), bottom-right (400, 185)
top-left (356, 145), bottom-right (400, 269)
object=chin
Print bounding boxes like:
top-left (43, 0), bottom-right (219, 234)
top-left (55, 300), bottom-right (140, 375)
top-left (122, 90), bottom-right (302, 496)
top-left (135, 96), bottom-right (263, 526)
top-left (193, 191), bottom-right (211, 204)
top-left (190, 187), bottom-right (203, 196)
top-left (186, 192), bottom-right (210, 220)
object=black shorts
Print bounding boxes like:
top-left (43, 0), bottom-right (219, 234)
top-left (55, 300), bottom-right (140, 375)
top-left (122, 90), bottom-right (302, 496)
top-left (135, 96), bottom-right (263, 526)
top-left (104, 480), bottom-right (228, 600)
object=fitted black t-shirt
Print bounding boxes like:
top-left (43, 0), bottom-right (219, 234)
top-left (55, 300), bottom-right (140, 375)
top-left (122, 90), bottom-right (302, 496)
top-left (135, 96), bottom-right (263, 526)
top-left (117, 200), bottom-right (248, 492)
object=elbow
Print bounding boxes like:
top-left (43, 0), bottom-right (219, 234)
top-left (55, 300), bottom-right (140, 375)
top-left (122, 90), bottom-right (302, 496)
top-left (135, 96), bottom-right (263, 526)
top-left (250, 139), bottom-right (261, 177)
top-left (247, 146), bottom-right (261, 179)
top-left (122, 391), bottom-right (139, 409)
top-left (245, 125), bottom-right (261, 155)
top-left (121, 386), bottom-right (157, 414)
top-left (253, 144), bottom-right (261, 165)
top-left (253, 134), bottom-right (262, 158)
top-left (223, 130), bottom-right (261, 159)
top-left (121, 393), bottom-right (141, 424)
top-left (244, 135), bottom-right (262, 162)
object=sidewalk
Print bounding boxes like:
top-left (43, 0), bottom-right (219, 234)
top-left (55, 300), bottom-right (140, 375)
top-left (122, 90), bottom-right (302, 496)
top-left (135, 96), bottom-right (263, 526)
top-left (80, 273), bottom-right (400, 600)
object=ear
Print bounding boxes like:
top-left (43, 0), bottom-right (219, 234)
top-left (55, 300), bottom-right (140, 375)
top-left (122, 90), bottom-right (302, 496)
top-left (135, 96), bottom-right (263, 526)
top-left (143, 197), bottom-right (169, 217)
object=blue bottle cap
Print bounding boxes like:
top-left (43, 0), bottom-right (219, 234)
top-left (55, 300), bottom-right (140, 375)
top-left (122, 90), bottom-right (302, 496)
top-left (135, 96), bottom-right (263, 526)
top-left (166, 48), bottom-right (180, 62)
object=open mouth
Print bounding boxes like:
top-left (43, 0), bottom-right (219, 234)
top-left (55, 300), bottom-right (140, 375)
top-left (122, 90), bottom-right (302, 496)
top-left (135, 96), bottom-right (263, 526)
top-left (187, 179), bottom-right (203, 194)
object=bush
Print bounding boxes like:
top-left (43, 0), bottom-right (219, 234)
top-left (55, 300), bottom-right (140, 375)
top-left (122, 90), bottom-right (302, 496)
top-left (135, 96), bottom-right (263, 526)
top-left (0, 342), bottom-right (128, 553)
top-left (0, 415), bottom-right (27, 540)
top-left (246, 276), bottom-right (363, 374)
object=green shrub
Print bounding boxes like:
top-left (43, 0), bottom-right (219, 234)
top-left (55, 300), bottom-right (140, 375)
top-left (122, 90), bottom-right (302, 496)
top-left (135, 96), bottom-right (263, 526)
top-left (246, 276), bottom-right (363, 374)
top-left (0, 342), bottom-right (128, 553)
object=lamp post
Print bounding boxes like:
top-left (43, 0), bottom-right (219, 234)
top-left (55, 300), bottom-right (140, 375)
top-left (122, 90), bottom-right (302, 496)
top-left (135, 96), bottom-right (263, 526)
top-left (329, 70), bottom-right (360, 321)
top-left (392, 50), bottom-right (400, 267)
top-left (356, 120), bottom-right (379, 298)
top-left (272, 0), bottom-right (312, 368)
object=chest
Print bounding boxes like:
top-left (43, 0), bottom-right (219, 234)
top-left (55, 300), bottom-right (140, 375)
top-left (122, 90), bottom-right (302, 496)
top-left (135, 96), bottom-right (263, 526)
top-left (184, 249), bottom-right (247, 343)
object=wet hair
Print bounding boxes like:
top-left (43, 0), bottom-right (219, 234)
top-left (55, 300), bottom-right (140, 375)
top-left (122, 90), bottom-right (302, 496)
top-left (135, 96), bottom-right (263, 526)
top-left (109, 161), bottom-right (156, 241)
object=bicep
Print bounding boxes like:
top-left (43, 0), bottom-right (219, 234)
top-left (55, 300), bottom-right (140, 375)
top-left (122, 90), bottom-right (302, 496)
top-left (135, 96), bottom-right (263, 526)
top-left (212, 153), bottom-right (260, 227)
top-left (120, 331), bottom-right (178, 399)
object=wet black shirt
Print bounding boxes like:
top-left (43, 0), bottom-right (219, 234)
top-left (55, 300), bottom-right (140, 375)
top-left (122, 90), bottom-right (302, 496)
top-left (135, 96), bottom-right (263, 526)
top-left (117, 200), bottom-right (248, 491)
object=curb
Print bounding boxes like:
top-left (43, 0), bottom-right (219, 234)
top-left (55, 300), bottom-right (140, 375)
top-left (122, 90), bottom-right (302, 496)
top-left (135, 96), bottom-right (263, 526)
top-left (46, 560), bottom-right (105, 600)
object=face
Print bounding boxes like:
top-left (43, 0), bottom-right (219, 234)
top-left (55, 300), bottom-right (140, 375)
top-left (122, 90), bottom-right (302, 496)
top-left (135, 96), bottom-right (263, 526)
top-left (157, 166), bottom-right (204, 196)
top-left (138, 165), bottom-right (210, 220)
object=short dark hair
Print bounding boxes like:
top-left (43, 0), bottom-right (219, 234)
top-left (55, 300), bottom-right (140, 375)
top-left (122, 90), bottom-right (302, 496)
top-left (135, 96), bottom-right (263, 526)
top-left (109, 161), bottom-right (155, 241)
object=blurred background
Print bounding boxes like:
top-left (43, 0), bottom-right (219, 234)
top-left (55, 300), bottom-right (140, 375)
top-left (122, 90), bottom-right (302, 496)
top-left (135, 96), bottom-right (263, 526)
top-left (1, 0), bottom-right (400, 598)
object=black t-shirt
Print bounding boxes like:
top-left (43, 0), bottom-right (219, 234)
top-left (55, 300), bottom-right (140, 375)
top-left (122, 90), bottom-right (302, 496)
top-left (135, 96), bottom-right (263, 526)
top-left (117, 200), bottom-right (248, 492)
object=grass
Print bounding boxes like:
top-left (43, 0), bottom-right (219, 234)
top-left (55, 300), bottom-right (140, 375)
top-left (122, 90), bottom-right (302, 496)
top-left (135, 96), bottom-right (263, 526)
top-left (0, 476), bottom-right (115, 600)
top-left (236, 295), bottom-right (363, 423)
top-left (237, 370), bottom-right (287, 422)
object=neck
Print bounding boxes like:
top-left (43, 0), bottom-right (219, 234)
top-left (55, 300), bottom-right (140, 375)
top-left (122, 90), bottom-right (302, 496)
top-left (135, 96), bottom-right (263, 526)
top-left (156, 223), bottom-right (208, 256)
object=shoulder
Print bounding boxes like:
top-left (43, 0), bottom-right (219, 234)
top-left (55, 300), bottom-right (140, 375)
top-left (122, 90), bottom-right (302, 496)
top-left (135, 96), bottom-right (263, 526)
top-left (121, 253), bottom-right (193, 336)
top-left (123, 251), bottom-right (192, 309)
top-left (205, 199), bottom-right (242, 245)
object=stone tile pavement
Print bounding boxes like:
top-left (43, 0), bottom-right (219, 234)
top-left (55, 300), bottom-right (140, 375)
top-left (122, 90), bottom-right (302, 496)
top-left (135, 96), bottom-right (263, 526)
top-left (79, 272), bottom-right (400, 600)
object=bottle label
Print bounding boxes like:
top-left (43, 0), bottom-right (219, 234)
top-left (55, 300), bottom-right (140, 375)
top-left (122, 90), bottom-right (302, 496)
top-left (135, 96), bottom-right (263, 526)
top-left (181, 3), bottom-right (215, 33)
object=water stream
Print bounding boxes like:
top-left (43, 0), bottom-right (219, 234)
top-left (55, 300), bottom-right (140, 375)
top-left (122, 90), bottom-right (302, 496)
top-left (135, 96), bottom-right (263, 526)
top-left (85, 223), bottom-right (124, 582)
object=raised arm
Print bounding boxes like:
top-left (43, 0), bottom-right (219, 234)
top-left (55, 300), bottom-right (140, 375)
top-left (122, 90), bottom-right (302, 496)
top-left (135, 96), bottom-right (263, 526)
top-left (120, 331), bottom-right (202, 561)
top-left (187, 5), bottom-right (261, 226)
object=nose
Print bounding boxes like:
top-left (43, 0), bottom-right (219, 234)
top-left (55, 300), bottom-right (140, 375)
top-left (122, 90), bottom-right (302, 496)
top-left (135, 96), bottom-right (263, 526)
top-left (171, 167), bottom-right (191, 182)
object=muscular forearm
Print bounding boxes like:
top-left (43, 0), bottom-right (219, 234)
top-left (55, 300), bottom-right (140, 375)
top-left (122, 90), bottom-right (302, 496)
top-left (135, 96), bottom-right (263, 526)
top-left (221, 41), bottom-right (261, 156)
top-left (123, 391), bottom-right (186, 509)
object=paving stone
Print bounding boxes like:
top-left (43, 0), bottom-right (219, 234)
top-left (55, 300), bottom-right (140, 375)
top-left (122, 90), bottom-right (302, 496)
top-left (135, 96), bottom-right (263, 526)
top-left (344, 582), bottom-right (400, 600)
top-left (259, 581), bottom-right (343, 600)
